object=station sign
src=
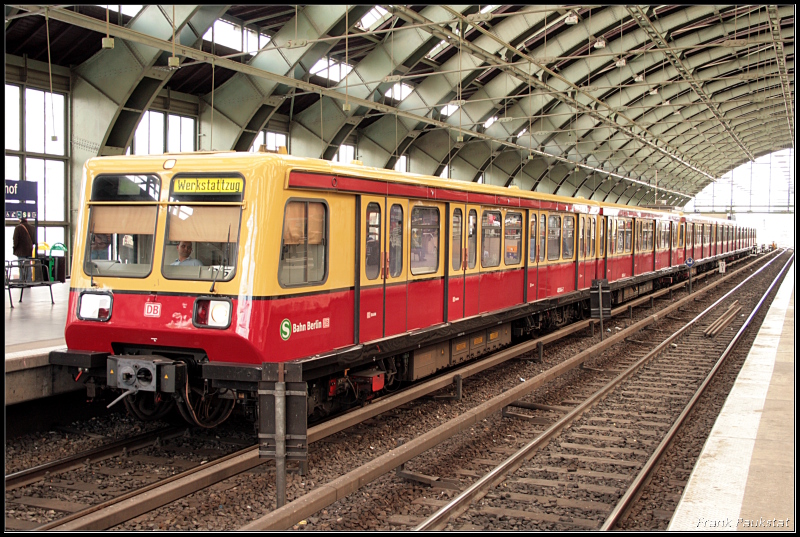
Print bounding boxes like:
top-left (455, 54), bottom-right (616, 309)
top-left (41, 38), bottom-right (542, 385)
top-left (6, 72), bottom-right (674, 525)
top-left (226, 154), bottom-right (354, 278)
top-left (5, 179), bottom-right (38, 219)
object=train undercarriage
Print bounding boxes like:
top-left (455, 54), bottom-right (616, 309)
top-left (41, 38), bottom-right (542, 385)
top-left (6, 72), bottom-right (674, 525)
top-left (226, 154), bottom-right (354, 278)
top-left (52, 251), bottom-right (750, 428)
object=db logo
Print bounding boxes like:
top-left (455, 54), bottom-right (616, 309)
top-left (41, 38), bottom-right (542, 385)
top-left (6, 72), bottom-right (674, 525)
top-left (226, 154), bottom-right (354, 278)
top-left (144, 303), bottom-right (162, 318)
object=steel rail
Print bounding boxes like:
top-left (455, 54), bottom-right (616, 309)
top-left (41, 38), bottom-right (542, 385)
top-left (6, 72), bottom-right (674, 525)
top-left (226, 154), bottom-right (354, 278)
top-left (601, 250), bottom-right (794, 530)
top-left (413, 250), bottom-right (785, 530)
top-left (5, 426), bottom-right (185, 490)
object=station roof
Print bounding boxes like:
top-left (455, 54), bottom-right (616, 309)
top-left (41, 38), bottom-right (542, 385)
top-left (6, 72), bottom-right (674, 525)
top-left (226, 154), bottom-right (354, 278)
top-left (5, 5), bottom-right (795, 206)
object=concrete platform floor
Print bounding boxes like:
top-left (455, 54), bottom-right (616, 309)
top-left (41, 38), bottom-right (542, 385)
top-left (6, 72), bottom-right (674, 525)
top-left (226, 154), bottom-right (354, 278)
top-left (5, 279), bottom-right (69, 352)
top-left (669, 261), bottom-right (794, 531)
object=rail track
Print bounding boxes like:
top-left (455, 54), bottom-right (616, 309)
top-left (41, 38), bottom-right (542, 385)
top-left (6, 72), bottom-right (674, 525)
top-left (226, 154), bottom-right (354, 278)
top-left (4, 250), bottom-right (785, 531)
top-left (411, 250), bottom-right (793, 530)
top-left (236, 250), bottom-right (789, 530)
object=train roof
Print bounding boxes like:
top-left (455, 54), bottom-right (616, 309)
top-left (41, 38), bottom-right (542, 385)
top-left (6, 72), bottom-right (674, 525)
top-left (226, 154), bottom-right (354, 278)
top-left (86, 151), bottom-right (750, 229)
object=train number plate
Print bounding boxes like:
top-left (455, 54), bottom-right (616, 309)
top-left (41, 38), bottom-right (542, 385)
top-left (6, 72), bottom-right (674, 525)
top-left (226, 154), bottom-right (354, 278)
top-left (144, 303), bottom-right (162, 318)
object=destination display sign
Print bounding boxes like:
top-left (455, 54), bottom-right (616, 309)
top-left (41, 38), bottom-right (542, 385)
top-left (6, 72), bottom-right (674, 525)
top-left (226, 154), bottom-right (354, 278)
top-left (173, 177), bottom-right (243, 194)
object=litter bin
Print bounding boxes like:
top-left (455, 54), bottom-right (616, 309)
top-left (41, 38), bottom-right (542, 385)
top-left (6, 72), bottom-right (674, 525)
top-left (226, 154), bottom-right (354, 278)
top-left (49, 243), bottom-right (68, 283)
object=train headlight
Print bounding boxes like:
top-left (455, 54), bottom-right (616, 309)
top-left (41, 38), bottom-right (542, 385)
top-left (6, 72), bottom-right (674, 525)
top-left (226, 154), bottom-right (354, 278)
top-left (193, 297), bottom-right (232, 329)
top-left (78, 292), bottom-right (113, 321)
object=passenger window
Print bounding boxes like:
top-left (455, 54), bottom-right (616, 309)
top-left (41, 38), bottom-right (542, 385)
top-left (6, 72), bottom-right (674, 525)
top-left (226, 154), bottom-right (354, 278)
top-left (563, 216), bottom-right (575, 259)
top-left (279, 201), bottom-right (327, 286)
top-left (679, 223), bottom-right (685, 248)
top-left (529, 215), bottom-right (537, 263)
top-left (539, 214), bottom-right (547, 262)
top-left (547, 215), bottom-right (561, 261)
top-left (365, 203), bottom-right (381, 280)
top-left (410, 206), bottom-right (439, 275)
top-left (504, 212), bottom-right (522, 265)
top-left (673, 223), bottom-right (679, 248)
top-left (579, 217), bottom-right (585, 258)
top-left (624, 219), bottom-right (632, 253)
top-left (389, 205), bottom-right (403, 278)
top-left (481, 211), bottom-right (502, 268)
top-left (452, 209), bottom-right (462, 271)
top-left (467, 209), bottom-right (477, 269)
top-left (590, 217), bottom-right (596, 257)
top-left (608, 219), bottom-right (615, 255)
top-left (599, 218), bottom-right (605, 257)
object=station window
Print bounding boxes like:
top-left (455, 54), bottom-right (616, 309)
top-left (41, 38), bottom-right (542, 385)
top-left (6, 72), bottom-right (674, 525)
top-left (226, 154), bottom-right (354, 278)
top-left (5, 84), bottom-right (68, 263)
top-left (410, 207), bottom-right (439, 275)
top-left (133, 111), bottom-right (196, 154)
top-left (250, 130), bottom-right (287, 153)
top-left (279, 200), bottom-right (327, 286)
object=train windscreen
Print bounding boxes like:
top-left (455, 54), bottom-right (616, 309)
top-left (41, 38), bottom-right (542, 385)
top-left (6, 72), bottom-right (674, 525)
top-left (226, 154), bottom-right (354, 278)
top-left (84, 174), bottom-right (160, 278)
top-left (161, 175), bottom-right (243, 282)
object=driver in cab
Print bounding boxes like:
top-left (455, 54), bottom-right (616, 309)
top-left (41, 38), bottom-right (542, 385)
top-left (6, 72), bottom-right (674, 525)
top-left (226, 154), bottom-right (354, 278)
top-left (171, 241), bottom-right (202, 266)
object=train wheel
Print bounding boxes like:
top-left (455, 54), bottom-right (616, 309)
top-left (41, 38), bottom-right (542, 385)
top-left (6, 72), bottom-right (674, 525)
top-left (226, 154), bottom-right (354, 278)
top-left (123, 391), bottom-right (175, 421)
top-left (176, 384), bottom-right (235, 428)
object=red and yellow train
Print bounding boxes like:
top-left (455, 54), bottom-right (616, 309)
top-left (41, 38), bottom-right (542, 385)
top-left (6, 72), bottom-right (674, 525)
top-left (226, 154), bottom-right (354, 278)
top-left (51, 150), bottom-right (756, 426)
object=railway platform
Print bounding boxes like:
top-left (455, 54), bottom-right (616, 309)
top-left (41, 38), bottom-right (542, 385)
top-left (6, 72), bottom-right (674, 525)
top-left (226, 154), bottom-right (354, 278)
top-left (5, 280), bottom-right (72, 404)
top-left (669, 260), bottom-right (795, 531)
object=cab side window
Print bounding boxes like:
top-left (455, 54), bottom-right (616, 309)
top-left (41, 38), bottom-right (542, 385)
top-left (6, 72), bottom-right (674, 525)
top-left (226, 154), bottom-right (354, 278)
top-left (279, 200), bottom-right (327, 286)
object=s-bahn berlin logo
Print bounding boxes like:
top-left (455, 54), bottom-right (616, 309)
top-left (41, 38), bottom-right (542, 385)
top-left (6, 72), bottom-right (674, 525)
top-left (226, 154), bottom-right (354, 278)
top-left (281, 317), bottom-right (330, 340)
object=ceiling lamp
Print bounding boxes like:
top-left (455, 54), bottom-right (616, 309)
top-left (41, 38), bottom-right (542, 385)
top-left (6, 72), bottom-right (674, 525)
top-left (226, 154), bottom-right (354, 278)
top-left (565, 11), bottom-right (579, 25)
top-left (634, 74), bottom-right (644, 82)
top-left (593, 38), bottom-right (606, 49)
top-left (649, 88), bottom-right (659, 95)
top-left (615, 58), bottom-right (626, 67)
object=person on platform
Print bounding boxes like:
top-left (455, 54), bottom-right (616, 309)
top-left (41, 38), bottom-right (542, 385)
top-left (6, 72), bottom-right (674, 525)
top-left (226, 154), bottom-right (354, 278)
top-left (171, 241), bottom-right (203, 266)
top-left (12, 214), bottom-right (35, 281)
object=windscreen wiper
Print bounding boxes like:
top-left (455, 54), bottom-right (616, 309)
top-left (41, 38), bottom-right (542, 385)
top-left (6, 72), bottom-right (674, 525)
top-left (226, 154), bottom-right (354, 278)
top-left (209, 225), bottom-right (231, 293)
top-left (89, 220), bottom-right (98, 287)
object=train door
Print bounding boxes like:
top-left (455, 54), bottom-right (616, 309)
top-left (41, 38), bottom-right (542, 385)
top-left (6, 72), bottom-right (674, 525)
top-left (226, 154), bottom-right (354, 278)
top-left (359, 197), bottom-right (409, 343)
top-left (359, 196), bottom-right (386, 343)
top-left (598, 216), bottom-right (607, 280)
top-left (536, 212), bottom-right (549, 299)
top-left (447, 205), bottom-right (480, 321)
top-left (448, 206), bottom-right (466, 322)
top-left (676, 222), bottom-right (685, 265)
top-left (577, 216), bottom-right (586, 290)
top-left (464, 207), bottom-right (480, 316)
top-left (583, 215), bottom-right (596, 285)
top-left (384, 199), bottom-right (408, 338)
top-left (407, 201), bottom-right (445, 331)
top-left (527, 211), bottom-right (539, 301)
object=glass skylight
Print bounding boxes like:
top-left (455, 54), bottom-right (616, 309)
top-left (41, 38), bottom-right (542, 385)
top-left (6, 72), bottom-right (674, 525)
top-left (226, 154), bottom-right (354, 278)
top-left (357, 6), bottom-right (390, 31)
top-left (310, 58), bottom-right (354, 83)
top-left (385, 83), bottom-right (413, 101)
top-left (96, 5), bottom-right (143, 18)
